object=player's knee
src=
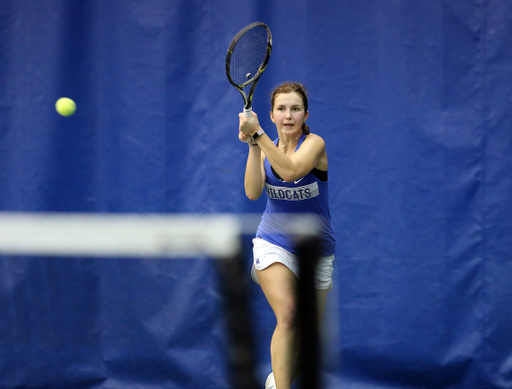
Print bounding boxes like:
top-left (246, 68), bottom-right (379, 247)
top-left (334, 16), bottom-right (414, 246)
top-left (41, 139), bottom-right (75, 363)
top-left (277, 302), bottom-right (298, 331)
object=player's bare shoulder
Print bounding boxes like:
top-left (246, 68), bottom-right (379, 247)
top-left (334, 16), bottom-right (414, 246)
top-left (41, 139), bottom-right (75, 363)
top-left (303, 133), bottom-right (328, 170)
top-left (303, 133), bottom-right (326, 150)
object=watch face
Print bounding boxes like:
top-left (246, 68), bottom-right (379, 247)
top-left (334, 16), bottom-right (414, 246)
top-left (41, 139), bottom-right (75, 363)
top-left (251, 129), bottom-right (264, 141)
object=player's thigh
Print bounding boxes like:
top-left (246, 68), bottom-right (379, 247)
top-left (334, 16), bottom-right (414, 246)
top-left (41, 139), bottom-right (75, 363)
top-left (256, 263), bottom-right (298, 321)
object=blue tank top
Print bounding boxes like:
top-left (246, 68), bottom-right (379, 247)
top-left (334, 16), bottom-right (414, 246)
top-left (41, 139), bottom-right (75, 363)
top-left (256, 133), bottom-right (336, 256)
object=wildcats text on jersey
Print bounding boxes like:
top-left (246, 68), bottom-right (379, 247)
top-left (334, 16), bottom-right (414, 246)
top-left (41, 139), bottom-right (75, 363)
top-left (265, 182), bottom-right (320, 201)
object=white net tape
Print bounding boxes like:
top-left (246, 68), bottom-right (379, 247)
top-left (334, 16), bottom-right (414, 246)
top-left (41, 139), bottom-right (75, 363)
top-left (0, 212), bottom-right (322, 258)
top-left (0, 212), bottom-right (243, 258)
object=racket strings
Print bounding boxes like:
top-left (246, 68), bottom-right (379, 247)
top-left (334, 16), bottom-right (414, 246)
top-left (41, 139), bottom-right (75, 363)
top-left (229, 26), bottom-right (269, 86)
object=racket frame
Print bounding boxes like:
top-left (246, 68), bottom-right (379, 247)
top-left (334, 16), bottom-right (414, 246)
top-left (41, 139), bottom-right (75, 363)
top-left (226, 22), bottom-right (272, 117)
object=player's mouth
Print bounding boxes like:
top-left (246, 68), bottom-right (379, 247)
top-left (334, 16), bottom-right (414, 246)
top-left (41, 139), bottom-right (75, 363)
top-left (283, 123), bottom-right (294, 127)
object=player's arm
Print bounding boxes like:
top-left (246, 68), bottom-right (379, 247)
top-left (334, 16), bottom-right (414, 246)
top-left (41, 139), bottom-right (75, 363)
top-left (257, 133), bottom-right (326, 182)
top-left (240, 113), bottom-right (327, 182)
top-left (240, 131), bottom-right (266, 200)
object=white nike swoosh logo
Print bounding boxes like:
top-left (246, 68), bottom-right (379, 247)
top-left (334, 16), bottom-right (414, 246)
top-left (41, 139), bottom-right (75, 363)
top-left (294, 177), bottom-right (305, 184)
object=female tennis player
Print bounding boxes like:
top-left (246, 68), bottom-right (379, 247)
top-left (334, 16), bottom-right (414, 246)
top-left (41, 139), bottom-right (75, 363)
top-left (238, 82), bottom-right (336, 389)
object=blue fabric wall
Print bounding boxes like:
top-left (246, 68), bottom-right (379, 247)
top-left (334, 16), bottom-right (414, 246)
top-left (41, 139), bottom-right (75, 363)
top-left (1, 1), bottom-right (511, 388)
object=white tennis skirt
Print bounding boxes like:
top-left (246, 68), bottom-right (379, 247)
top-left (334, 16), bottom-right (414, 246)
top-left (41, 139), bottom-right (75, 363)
top-left (251, 237), bottom-right (335, 291)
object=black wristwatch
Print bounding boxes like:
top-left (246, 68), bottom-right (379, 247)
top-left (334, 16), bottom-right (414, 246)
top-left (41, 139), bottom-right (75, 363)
top-left (251, 128), bottom-right (265, 141)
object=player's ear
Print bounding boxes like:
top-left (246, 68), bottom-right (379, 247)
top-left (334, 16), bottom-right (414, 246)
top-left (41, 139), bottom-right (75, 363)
top-left (304, 111), bottom-right (309, 121)
top-left (270, 111), bottom-right (275, 123)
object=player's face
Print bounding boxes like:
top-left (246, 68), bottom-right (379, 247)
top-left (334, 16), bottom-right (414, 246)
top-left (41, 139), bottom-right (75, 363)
top-left (270, 92), bottom-right (309, 135)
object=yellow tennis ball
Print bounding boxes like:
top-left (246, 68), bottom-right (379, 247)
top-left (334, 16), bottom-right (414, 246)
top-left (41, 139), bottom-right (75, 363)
top-left (55, 97), bottom-right (76, 116)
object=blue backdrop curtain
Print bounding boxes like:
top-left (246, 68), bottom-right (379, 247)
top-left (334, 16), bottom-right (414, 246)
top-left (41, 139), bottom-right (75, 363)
top-left (1, 1), bottom-right (511, 388)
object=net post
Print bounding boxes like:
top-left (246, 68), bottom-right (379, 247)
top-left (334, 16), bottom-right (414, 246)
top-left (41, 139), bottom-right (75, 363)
top-left (217, 239), bottom-right (259, 389)
top-left (296, 234), bottom-right (322, 389)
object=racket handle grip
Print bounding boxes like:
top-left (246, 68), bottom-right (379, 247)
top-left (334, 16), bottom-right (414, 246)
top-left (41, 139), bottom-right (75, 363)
top-left (243, 107), bottom-right (253, 118)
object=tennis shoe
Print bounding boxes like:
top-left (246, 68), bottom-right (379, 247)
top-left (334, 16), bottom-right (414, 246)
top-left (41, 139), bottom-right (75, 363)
top-left (265, 372), bottom-right (276, 389)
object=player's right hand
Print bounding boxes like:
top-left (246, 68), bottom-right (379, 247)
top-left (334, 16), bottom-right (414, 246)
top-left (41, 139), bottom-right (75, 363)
top-left (239, 130), bottom-right (252, 144)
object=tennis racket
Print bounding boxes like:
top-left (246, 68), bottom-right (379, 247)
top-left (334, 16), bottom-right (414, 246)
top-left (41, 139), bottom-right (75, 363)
top-left (226, 22), bottom-right (272, 117)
